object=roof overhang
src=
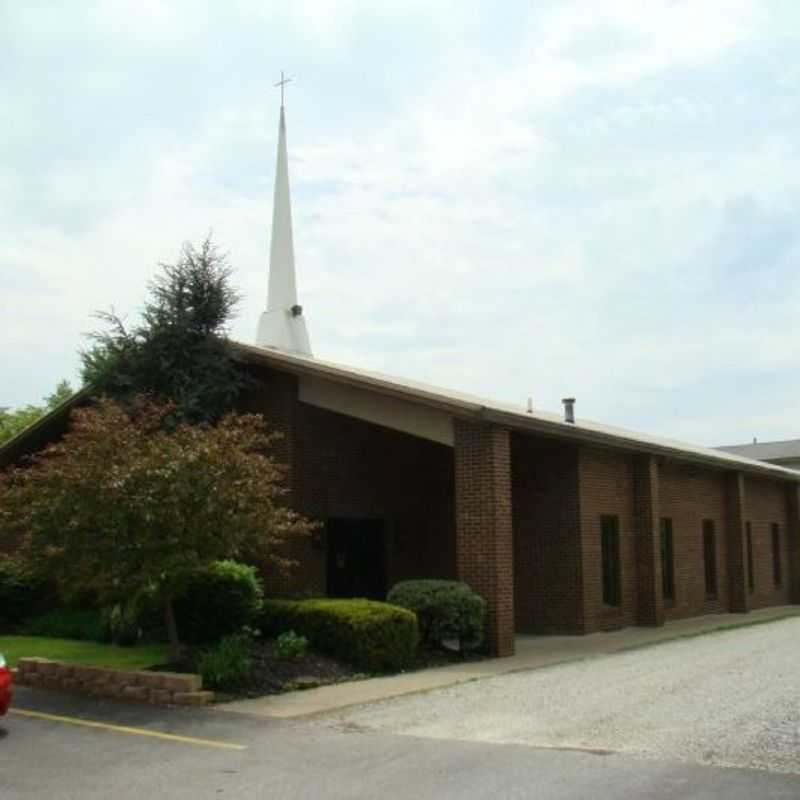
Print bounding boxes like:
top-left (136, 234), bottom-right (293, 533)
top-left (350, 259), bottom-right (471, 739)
top-left (231, 342), bottom-right (800, 484)
top-left (3, 342), bottom-right (798, 485)
top-left (0, 386), bottom-right (93, 469)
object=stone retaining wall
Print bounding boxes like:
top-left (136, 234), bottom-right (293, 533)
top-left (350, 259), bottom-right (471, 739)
top-left (14, 658), bottom-right (214, 705)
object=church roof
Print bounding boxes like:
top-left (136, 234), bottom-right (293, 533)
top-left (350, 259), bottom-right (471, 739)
top-left (0, 385), bottom-right (93, 469)
top-left (2, 343), bottom-right (799, 482)
top-left (231, 342), bottom-right (800, 482)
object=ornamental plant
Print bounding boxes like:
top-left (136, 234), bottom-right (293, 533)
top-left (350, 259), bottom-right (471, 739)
top-left (275, 630), bottom-right (309, 662)
top-left (0, 398), bottom-right (313, 661)
top-left (387, 580), bottom-right (485, 651)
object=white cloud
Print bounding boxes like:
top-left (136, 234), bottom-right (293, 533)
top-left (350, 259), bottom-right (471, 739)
top-left (2, 0), bottom-right (799, 448)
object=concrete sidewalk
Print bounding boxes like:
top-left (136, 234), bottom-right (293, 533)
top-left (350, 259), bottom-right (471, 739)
top-left (222, 605), bottom-right (800, 719)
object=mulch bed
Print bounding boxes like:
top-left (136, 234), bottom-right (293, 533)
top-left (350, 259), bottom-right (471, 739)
top-left (232, 639), bottom-right (362, 698)
top-left (150, 639), bottom-right (488, 700)
top-left (147, 639), bottom-right (361, 697)
top-left (230, 642), bottom-right (484, 699)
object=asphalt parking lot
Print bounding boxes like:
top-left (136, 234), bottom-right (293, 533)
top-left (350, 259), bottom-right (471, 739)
top-left (5, 619), bottom-right (800, 800)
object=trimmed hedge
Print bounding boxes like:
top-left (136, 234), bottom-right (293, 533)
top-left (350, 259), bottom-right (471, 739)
top-left (172, 560), bottom-right (263, 645)
top-left (387, 580), bottom-right (485, 650)
top-left (260, 598), bottom-right (418, 672)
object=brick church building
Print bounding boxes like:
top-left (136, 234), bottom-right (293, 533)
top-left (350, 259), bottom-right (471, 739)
top-left (4, 100), bottom-right (799, 658)
top-left (237, 99), bottom-right (800, 656)
top-left (230, 340), bottom-right (800, 657)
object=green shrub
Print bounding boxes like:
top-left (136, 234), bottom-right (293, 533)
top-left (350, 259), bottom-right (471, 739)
top-left (260, 598), bottom-right (418, 672)
top-left (173, 560), bottom-right (263, 645)
top-left (275, 630), bottom-right (308, 662)
top-left (22, 608), bottom-right (107, 641)
top-left (387, 580), bottom-right (485, 651)
top-left (195, 630), bottom-right (254, 690)
top-left (0, 559), bottom-right (48, 631)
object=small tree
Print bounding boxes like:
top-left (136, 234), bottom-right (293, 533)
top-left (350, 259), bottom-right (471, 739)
top-left (0, 380), bottom-right (74, 445)
top-left (81, 237), bottom-right (245, 425)
top-left (0, 398), bottom-right (312, 660)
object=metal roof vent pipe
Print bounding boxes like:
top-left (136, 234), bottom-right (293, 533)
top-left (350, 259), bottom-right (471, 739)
top-left (562, 397), bottom-right (576, 424)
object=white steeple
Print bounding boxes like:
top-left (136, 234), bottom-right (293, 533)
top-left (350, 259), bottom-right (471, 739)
top-left (256, 77), bottom-right (312, 356)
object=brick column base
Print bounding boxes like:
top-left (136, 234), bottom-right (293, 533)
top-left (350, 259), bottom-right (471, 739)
top-left (454, 420), bottom-right (515, 657)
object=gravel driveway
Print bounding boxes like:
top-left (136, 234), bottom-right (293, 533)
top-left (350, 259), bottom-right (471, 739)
top-left (330, 617), bottom-right (800, 774)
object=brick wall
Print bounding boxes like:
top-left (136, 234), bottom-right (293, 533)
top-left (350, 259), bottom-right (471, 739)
top-left (746, 476), bottom-right (791, 609)
top-left (239, 364), bottom-right (455, 597)
top-left (652, 460), bottom-right (729, 620)
top-left (787, 486), bottom-right (800, 605)
top-left (512, 434), bottom-right (583, 634)
top-left (574, 450), bottom-right (794, 631)
top-left (578, 446), bottom-right (638, 631)
top-left (634, 455), bottom-right (664, 626)
top-left (238, 362), bottom-right (797, 641)
top-left (454, 421), bottom-right (514, 656)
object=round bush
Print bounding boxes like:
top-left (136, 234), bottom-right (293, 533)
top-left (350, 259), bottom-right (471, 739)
top-left (173, 560), bottom-right (263, 645)
top-left (387, 580), bottom-right (485, 650)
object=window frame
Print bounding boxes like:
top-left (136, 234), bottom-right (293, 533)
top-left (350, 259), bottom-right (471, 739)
top-left (660, 517), bottom-right (675, 604)
top-left (702, 519), bottom-right (718, 600)
top-left (771, 523), bottom-right (782, 588)
top-left (600, 514), bottom-right (621, 608)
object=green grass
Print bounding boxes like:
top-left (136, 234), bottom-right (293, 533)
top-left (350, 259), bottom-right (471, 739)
top-left (0, 636), bottom-right (168, 670)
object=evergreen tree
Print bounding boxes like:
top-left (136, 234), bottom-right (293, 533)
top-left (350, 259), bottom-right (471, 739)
top-left (81, 237), bottom-right (246, 424)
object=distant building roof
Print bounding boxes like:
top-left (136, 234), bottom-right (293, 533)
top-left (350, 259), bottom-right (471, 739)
top-left (717, 439), bottom-right (800, 465)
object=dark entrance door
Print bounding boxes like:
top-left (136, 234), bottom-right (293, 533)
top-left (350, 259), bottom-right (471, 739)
top-left (326, 518), bottom-right (387, 600)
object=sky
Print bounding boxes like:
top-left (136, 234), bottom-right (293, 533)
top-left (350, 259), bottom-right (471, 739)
top-left (2, 0), bottom-right (799, 447)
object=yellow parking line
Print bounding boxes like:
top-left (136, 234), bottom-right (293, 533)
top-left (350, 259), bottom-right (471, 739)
top-left (10, 708), bottom-right (247, 751)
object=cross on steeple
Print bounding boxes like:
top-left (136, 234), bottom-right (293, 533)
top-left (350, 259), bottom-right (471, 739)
top-left (275, 71), bottom-right (292, 107)
top-left (256, 73), bottom-right (312, 356)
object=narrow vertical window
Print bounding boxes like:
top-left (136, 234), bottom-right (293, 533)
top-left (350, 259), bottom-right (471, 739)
top-left (703, 520), bottom-right (717, 598)
top-left (601, 515), bottom-right (620, 607)
top-left (660, 517), bottom-right (674, 602)
top-left (746, 522), bottom-right (754, 593)
top-left (771, 523), bottom-right (782, 587)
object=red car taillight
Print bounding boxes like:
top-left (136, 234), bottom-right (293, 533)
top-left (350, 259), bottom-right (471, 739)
top-left (0, 653), bottom-right (12, 715)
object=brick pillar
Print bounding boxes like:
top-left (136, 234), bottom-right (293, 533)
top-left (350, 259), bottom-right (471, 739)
top-left (786, 484), bottom-right (800, 605)
top-left (726, 472), bottom-right (749, 613)
top-left (634, 455), bottom-right (664, 627)
top-left (454, 420), bottom-right (515, 657)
